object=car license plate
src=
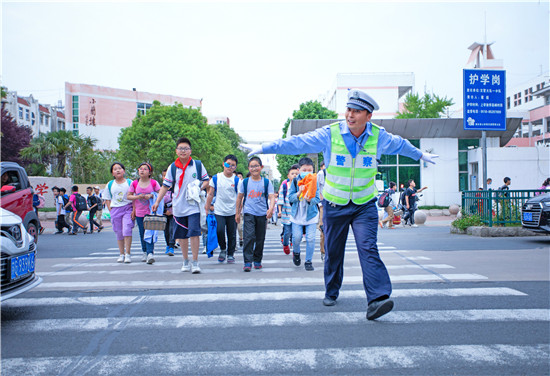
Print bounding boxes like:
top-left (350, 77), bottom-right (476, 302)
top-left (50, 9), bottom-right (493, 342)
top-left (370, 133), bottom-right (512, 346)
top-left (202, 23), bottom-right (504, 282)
top-left (523, 212), bottom-right (533, 221)
top-left (10, 252), bottom-right (35, 281)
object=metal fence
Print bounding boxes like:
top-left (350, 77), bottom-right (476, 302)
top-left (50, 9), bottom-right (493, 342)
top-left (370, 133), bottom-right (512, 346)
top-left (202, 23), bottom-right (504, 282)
top-left (461, 190), bottom-right (544, 227)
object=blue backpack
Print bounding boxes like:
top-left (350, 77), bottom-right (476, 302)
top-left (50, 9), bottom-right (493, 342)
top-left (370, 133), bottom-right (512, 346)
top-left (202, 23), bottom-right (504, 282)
top-left (242, 177), bottom-right (270, 207)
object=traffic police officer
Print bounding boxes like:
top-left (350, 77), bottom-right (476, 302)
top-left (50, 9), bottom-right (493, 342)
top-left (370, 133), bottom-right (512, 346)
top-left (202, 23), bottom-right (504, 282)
top-left (242, 89), bottom-right (438, 320)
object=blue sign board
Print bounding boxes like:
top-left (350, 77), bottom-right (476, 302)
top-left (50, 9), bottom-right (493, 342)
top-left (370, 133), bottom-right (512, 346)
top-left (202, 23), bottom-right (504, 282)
top-left (463, 69), bottom-right (506, 131)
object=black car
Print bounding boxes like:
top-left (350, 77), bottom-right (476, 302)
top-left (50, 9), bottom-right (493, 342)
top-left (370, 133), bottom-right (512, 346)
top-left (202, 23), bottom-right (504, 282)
top-left (521, 193), bottom-right (550, 233)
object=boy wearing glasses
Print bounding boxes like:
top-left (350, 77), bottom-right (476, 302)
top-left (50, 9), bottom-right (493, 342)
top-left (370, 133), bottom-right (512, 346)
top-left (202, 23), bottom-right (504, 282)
top-left (153, 137), bottom-right (209, 274)
top-left (235, 157), bottom-right (276, 272)
top-left (205, 155), bottom-right (240, 264)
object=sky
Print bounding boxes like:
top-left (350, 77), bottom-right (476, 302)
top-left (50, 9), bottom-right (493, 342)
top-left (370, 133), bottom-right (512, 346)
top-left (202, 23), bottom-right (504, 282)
top-left (2, 0), bottom-right (549, 144)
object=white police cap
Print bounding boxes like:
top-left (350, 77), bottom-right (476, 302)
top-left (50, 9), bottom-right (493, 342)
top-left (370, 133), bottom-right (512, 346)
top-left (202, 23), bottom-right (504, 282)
top-left (347, 89), bottom-right (380, 113)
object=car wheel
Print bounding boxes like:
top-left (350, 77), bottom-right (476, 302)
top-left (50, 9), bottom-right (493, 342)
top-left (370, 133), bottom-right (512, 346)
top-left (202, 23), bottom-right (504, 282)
top-left (27, 222), bottom-right (38, 244)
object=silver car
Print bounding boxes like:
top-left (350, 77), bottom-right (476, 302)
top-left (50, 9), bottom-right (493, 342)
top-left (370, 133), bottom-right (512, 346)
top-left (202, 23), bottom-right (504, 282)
top-left (1, 208), bottom-right (41, 301)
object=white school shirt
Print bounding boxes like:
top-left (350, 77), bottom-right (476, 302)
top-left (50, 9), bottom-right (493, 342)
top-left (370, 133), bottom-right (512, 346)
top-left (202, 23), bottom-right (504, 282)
top-left (210, 173), bottom-right (237, 216)
top-left (163, 160), bottom-right (209, 217)
top-left (103, 180), bottom-right (132, 207)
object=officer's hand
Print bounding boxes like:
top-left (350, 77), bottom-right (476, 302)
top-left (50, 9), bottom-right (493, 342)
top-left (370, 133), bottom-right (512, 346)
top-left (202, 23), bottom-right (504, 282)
top-left (239, 143), bottom-right (263, 157)
top-left (421, 152), bottom-right (439, 164)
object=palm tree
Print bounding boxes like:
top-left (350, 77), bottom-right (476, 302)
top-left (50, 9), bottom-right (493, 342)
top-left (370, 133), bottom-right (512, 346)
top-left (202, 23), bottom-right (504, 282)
top-left (21, 131), bottom-right (84, 177)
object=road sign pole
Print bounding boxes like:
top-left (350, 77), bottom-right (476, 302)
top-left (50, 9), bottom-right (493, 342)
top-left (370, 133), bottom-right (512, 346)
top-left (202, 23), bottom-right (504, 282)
top-left (482, 130), bottom-right (487, 190)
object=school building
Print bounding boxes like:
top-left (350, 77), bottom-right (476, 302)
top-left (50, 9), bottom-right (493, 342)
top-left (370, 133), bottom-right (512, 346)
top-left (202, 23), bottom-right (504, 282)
top-left (65, 82), bottom-right (202, 150)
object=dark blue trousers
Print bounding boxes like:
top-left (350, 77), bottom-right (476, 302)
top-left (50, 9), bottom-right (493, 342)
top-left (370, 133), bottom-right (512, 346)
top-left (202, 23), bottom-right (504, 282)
top-left (323, 199), bottom-right (392, 304)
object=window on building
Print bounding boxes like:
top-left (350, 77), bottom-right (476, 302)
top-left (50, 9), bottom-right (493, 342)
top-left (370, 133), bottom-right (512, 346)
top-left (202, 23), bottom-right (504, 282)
top-left (25, 109), bottom-right (30, 121)
top-left (377, 139), bottom-right (420, 191)
top-left (31, 112), bottom-right (35, 125)
top-left (18, 106), bottom-right (23, 119)
top-left (458, 139), bottom-right (478, 191)
top-left (518, 99), bottom-right (521, 105)
top-left (40, 114), bottom-right (44, 125)
top-left (506, 97), bottom-right (510, 109)
top-left (72, 96), bottom-right (79, 128)
top-left (72, 122), bottom-right (78, 136)
top-left (137, 102), bottom-right (152, 116)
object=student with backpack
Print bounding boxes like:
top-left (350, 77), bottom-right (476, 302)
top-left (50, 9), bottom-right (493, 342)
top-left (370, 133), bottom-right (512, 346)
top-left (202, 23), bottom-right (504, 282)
top-left (204, 155), bottom-right (240, 264)
top-left (277, 164), bottom-right (299, 255)
top-left (60, 187), bottom-right (73, 230)
top-left (93, 186), bottom-right (104, 228)
top-left (104, 162), bottom-right (135, 263)
top-left (86, 186), bottom-right (103, 233)
top-left (52, 186), bottom-right (71, 234)
top-left (378, 181), bottom-right (396, 229)
top-left (235, 156), bottom-right (275, 272)
top-left (127, 162), bottom-right (161, 264)
top-left (402, 179), bottom-right (427, 227)
top-left (288, 157), bottom-right (321, 271)
top-left (152, 137), bottom-right (209, 274)
top-left (67, 185), bottom-right (88, 235)
top-left (161, 169), bottom-right (176, 256)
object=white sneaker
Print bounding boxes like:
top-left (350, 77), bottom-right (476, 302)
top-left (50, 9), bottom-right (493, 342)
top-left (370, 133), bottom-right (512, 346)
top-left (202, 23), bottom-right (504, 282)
top-left (117, 255), bottom-right (124, 263)
top-left (202, 247), bottom-right (207, 254)
top-left (181, 259), bottom-right (191, 272)
top-left (411, 224), bottom-right (418, 228)
top-left (141, 253), bottom-right (147, 262)
top-left (191, 261), bottom-right (201, 274)
top-left (146, 253), bottom-right (155, 264)
top-left (124, 254), bottom-right (131, 263)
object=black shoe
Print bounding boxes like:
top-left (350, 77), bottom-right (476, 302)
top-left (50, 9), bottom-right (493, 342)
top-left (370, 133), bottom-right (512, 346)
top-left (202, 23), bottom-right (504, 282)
top-left (54, 231), bottom-right (63, 234)
top-left (68, 232), bottom-right (77, 236)
top-left (304, 261), bottom-right (314, 271)
top-left (239, 240), bottom-right (243, 247)
top-left (292, 252), bottom-right (301, 266)
top-left (98, 226), bottom-right (104, 233)
top-left (366, 299), bottom-right (394, 320)
top-left (323, 297), bottom-right (336, 306)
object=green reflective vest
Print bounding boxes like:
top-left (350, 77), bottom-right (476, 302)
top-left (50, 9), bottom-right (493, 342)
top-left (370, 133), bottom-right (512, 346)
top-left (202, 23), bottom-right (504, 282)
top-left (322, 122), bottom-right (379, 205)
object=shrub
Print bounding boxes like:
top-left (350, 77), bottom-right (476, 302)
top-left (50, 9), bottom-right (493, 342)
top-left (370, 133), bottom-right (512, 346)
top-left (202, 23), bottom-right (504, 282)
top-left (452, 213), bottom-right (484, 231)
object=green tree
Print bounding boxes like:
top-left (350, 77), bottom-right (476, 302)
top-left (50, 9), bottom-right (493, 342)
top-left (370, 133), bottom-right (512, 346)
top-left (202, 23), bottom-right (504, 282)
top-left (1, 105), bottom-right (32, 166)
top-left (396, 92), bottom-right (454, 119)
top-left (117, 102), bottom-right (231, 179)
top-left (276, 100), bottom-right (337, 177)
top-left (21, 130), bottom-right (81, 176)
top-left (209, 123), bottom-right (249, 175)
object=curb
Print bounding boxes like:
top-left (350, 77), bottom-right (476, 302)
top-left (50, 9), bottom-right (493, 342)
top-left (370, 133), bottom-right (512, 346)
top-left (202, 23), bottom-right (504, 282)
top-left (450, 225), bottom-right (541, 237)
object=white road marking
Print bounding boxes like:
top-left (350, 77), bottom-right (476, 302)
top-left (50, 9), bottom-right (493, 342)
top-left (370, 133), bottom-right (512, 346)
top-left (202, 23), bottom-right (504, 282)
top-left (5, 287), bottom-right (522, 308)
top-left (2, 345), bottom-right (548, 375)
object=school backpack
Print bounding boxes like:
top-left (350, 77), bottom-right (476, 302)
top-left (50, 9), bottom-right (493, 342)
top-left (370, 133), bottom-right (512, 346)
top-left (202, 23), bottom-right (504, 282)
top-left (378, 189), bottom-right (393, 208)
top-left (74, 193), bottom-right (88, 211)
top-left (242, 177), bottom-right (270, 207)
top-left (169, 160), bottom-right (203, 192)
top-left (62, 194), bottom-right (73, 212)
top-left (33, 194), bottom-right (45, 209)
top-left (280, 179), bottom-right (289, 201)
top-left (212, 173), bottom-right (239, 196)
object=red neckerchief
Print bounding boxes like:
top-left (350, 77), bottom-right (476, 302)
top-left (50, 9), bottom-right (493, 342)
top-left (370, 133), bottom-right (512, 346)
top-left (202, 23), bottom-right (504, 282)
top-left (175, 157), bottom-right (192, 196)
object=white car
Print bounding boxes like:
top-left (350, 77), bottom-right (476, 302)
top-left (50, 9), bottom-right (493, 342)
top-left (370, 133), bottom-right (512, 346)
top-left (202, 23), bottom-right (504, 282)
top-left (1, 208), bottom-right (42, 301)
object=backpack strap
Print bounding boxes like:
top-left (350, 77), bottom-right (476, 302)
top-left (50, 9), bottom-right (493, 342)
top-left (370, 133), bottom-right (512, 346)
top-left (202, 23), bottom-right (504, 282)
top-left (212, 174), bottom-right (218, 196)
top-left (263, 177), bottom-right (269, 207)
top-left (282, 180), bottom-right (288, 200)
top-left (242, 177), bottom-right (249, 207)
top-left (169, 162), bottom-right (177, 192)
top-left (234, 176), bottom-right (239, 193)
top-left (195, 160), bottom-right (203, 181)
top-left (131, 180), bottom-right (138, 190)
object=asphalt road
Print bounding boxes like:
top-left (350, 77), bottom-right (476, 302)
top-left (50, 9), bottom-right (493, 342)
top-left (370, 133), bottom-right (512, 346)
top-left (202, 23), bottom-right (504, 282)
top-left (2, 222), bottom-right (549, 375)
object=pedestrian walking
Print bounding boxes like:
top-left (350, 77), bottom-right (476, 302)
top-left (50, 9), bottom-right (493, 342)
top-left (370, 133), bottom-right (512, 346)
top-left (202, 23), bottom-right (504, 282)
top-left (86, 186), bottom-right (102, 233)
top-left (104, 162), bottom-right (135, 263)
top-left (235, 171), bottom-right (245, 247)
top-left (379, 182), bottom-right (397, 229)
top-left (205, 155), bottom-right (240, 264)
top-left (161, 169), bottom-right (176, 256)
top-left (535, 178), bottom-right (550, 196)
top-left (59, 187), bottom-right (73, 230)
top-left (402, 179), bottom-right (427, 227)
top-left (67, 185), bottom-right (88, 235)
top-left (52, 186), bottom-right (71, 234)
top-left (241, 89), bottom-right (437, 320)
top-left (152, 137), bottom-right (209, 274)
top-left (93, 186), bottom-right (104, 228)
top-left (127, 162), bottom-right (161, 264)
top-left (288, 157), bottom-right (321, 271)
top-left (277, 164), bottom-right (299, 255)
top-left (235, 156), bottom-right (276, 272)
